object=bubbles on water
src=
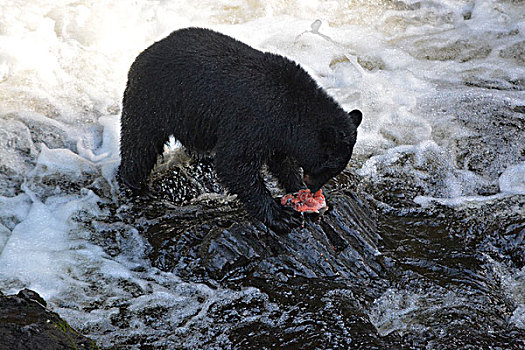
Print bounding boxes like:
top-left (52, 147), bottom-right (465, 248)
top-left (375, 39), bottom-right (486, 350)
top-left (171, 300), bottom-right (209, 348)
top-left (0, 118), bottom-right (36, 196)
top-left (511, 304), bottom-right (525, 330)
top-left (369, 288), bottom-right (427, 336)
top-left (0, 194), bottom-right (32, 253)
top-left (357, 139), bottom-right (499, 207)
top-left (35, 145), bottom-right (97, 180)
top-left (482, 254), bottom-right (525, 330)
top-left (499, 162), bottom-right (525, 195)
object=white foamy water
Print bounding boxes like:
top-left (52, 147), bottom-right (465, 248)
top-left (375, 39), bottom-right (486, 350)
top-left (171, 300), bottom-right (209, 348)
top-left (1, 0), bottom-right (524, 346)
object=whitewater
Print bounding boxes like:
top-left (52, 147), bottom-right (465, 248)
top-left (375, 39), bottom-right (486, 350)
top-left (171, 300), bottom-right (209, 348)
top-left (1, 0), bottom-right (524, 348)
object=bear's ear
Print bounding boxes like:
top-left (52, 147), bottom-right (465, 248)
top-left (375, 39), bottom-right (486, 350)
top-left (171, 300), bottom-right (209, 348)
top-left (348, 109), bottom-right (362, 128)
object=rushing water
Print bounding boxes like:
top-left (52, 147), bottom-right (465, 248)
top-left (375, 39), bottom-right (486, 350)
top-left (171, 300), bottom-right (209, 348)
top-left (1, 0), bottom-right (524, 348)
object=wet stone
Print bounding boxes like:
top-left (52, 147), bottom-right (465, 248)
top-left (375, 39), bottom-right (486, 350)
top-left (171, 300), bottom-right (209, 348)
top-left (84, 149), bottom-right (525, 348)
top-left (111, 151), bottom-right (396, 347)
top-left (0, 289), bottom-right (99, 350)
top-left (141, 156), bottom-right (385, 285)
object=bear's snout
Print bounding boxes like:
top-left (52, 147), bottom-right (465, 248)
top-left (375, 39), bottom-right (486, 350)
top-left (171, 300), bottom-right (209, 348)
top-left (303, 174), bottom-right (323, 193)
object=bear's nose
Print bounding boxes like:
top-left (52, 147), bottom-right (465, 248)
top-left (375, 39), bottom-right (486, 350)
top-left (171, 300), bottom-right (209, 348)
top-left (303, 174), bottom-right (310, 184)
top-left (303, 175), bottom-right (322, 192)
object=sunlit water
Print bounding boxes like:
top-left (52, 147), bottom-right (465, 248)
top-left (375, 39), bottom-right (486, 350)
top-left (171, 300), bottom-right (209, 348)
top-left (1, 0), bottom-right (524, 348)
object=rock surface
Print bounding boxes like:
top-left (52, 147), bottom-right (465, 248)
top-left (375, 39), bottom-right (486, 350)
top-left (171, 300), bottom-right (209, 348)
top-left (2, 150), bottom-right (391, 349)
top-left (121, 158), bottom-right (398, 348)
top-left (0, 289), bottom-right (99, 350)
top-left (2, 149), bottom-right (524, 348)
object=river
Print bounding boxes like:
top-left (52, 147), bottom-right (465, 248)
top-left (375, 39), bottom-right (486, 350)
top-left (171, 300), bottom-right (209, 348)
top-left (1, 1), bottom-right (524, 348)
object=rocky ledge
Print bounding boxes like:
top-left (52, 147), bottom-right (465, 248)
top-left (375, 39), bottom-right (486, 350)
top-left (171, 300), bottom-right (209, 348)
top-left (0, 288), bottom-right (99, 350)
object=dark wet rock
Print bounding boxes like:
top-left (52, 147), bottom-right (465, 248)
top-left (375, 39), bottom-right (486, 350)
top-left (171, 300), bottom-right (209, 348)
top-left (108, 152), bottom-right (398, 348)
top-left (91, 148), bottom-right (525, 348)
top-left (90, 149), bottom-right (393, 347)
top-left (371, 195), bottom-right (525, 349)
top-left (0, 289), bottom-right (100, 350)
top-left (146, 188), bottom-right (383, 281)
top-left (142, 156), bottom-right (386, 285)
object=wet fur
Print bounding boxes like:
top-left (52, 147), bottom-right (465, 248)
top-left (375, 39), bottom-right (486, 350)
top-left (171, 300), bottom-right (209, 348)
top-left (119, 27), bottom-right (362, 231)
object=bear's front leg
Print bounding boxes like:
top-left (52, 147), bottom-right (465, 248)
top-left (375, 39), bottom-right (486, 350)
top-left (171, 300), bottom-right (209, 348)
top-left (266, 151), bottom-right (306, 193)
top-left (214, 149), bottom-right (301, 232)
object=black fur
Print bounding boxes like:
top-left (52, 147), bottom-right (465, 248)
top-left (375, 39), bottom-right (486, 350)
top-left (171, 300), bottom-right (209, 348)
top-left (119, 27), bottom-right (362, 232)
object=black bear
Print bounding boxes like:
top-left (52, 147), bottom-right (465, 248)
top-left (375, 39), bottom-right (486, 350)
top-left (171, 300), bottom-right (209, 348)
top-left (119, 27), bottom-right (362, 231)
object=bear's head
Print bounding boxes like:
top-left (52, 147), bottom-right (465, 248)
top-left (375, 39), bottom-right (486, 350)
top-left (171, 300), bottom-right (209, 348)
top-left (302, 109), bottom-right (362, 192)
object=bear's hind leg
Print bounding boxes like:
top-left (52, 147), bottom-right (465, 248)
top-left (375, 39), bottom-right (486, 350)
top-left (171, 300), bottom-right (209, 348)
top-left (119, 117), bottom-right (168, 191)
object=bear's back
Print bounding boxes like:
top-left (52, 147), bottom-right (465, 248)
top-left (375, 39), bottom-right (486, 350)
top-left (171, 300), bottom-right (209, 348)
top-left (123, 27), bottom-right (343, 151)
top-left (160, 27), bottom-right (263, 60)
top-left (131, 28), bottom-right (267, 81)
